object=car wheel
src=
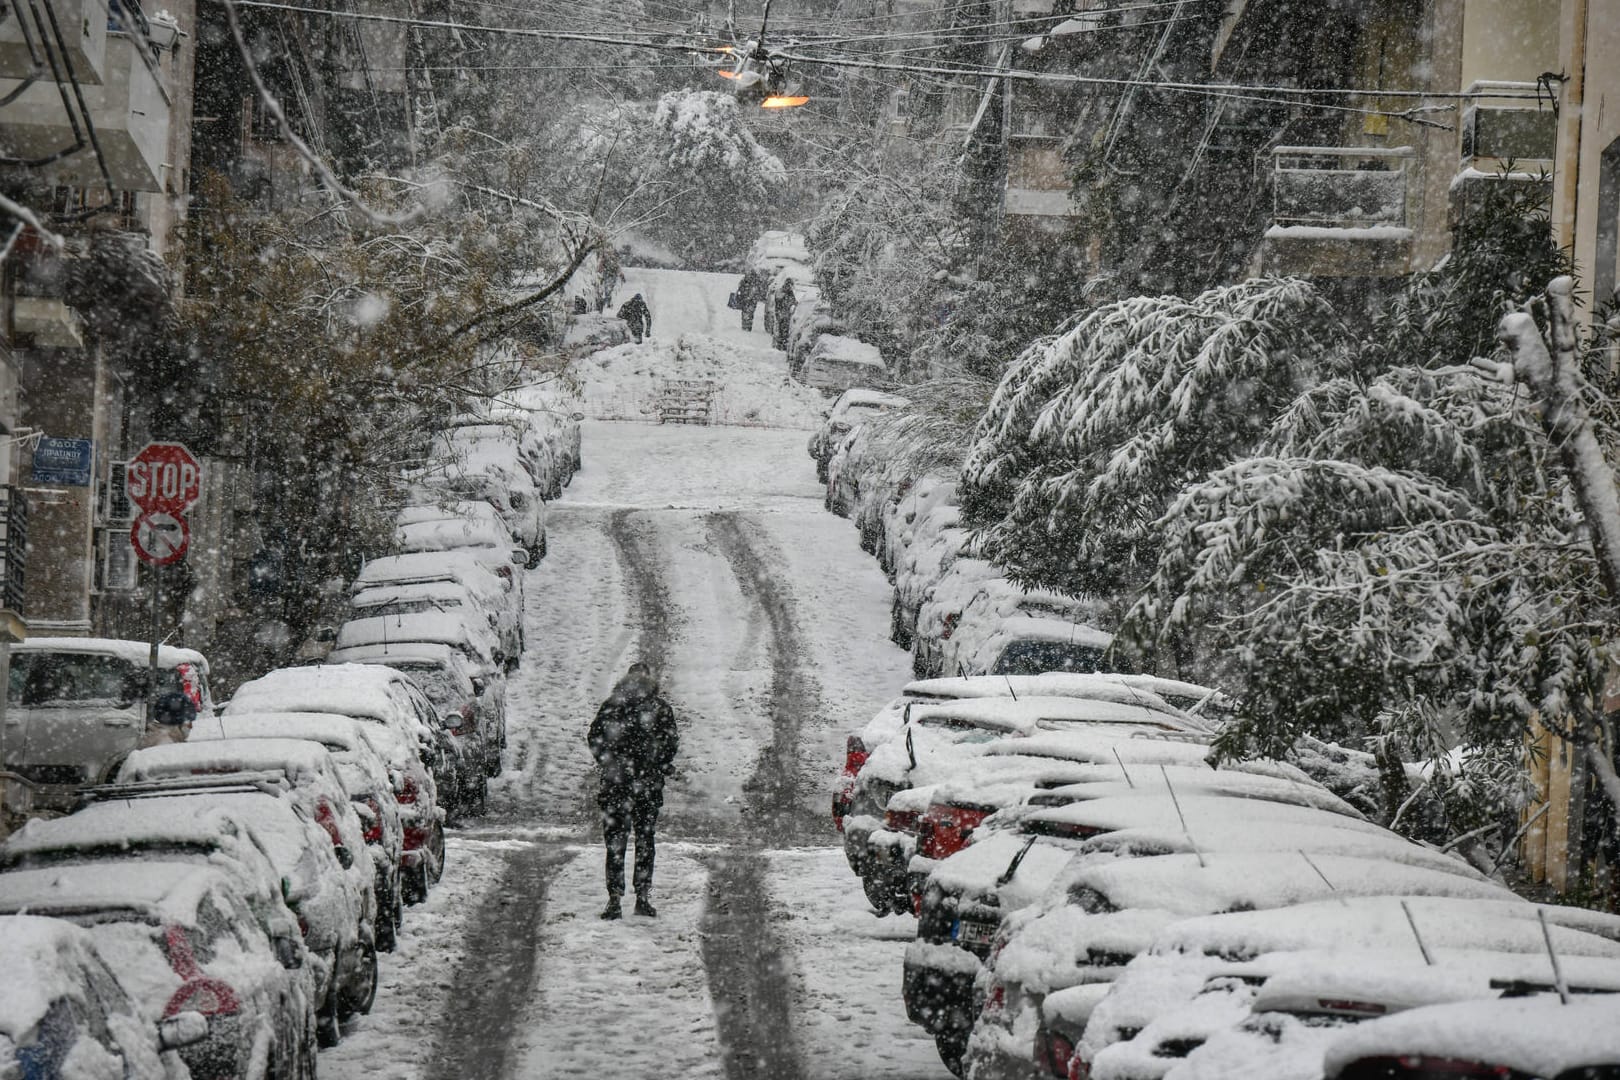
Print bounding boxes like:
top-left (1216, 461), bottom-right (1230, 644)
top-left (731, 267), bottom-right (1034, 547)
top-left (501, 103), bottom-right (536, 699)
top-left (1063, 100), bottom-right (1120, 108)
top-left (912, 645), bottom-right (930, 680)
top-left (428, 822), bottom-right (446, 885)
top-left (485, 746), bottom-right (503, 777)
top-left (315, 985), bottom-right (342, 1048)
top-left (816, 459), bottom-right (828, 484)
top-left (469, 771), bottom-right (488, 816)
top-left (935, 1030), bottom-right (968, 1077)
top-left (340, 939), bottom-right (379, 1017)
top-left (526, 544), bottom-right (542, 569)
top-left (403, 864), bottom-right (427, 906)
top-left (375, 890), bottom-right (398, 953)
top-left (862, 872), bottom-right (893, 914)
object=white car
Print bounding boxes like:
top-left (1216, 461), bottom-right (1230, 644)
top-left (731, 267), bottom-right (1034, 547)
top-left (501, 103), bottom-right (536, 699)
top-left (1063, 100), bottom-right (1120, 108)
top-left (352, 553), bottom-right (523, 660)
top-left (424, 429), bottom-right (547, 562)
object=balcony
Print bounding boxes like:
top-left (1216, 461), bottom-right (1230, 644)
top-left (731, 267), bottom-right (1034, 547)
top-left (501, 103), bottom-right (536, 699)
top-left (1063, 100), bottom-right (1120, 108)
top-left (1450, 80), bottom-right (1555, 223)
top-left (0, 0), bottom-right (111, 84)
top-left (0, 484), bottom-right (27, 617)
top-left (1255, 145), bottom-right (1415, 278)
top-left (0, 29), bottom-right (171, 191)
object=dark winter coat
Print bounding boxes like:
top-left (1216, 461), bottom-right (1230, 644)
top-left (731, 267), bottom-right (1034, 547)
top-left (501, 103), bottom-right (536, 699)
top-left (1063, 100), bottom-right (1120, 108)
top-left (738, 269), bottom-right (767, 304)
top-left (587, 669), bottom-right (678, 806)
top-left (617, 294), bottom-right (652, 335)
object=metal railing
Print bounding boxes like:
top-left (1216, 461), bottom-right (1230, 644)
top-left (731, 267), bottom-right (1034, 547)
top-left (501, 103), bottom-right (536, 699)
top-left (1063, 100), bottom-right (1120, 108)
top-left (1269, 145), bottom-right (1415, 230)
top-left (0, 485), bottom-right (27, 614)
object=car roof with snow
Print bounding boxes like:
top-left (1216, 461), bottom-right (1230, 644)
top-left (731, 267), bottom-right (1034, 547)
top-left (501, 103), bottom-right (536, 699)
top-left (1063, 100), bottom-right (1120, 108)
top-left (1321, 994), bottom-right (1620, 1078)
top-left (0, 860), bottom-right (233, 925)
top-left (354, 552), bottom-right (507, 593)
top-left (904, 673), bottom-right (1217, 710)
top-left (335, 613), bottom-right (494, 663)
top-left (1, 797), bottom-right (264, 861)
top-left (11, 636), bottom-right (207, 669)
top-left (807, 335), bottom-right (885, 368)
top-left (1068, 852), bottom-right (1518, 918)
top-left (226, 663), bottom-right (425, 727)
top-left (117, 737), bottom-right (342, 788)
top-left (1148, 895), bottom-right (1620, 960)
top-left (831, 388), bottom-right (907, 414)
top-left (351, 580), bottom-right (483, 608)
top-left (1034, 764), bottom-right (1362, 819)
top-left (1023, 790), bottom-right (1393, 841)
top-left (396, 517), bottom-right (515, 552)
top-left (1072, 819), bottom-right (1478, 876)
top-left (395, 500), bottom-right (505, 527)
top-left (192, 711), bottom-right (366, 751)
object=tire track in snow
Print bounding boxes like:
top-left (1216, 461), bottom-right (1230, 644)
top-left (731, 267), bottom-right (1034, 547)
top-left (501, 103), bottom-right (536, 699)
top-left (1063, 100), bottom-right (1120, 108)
top-left (605, 507), bottom-right (676, 676)
top-left (422, 843), bottom-right (575, 1080)
top-left (700, 511), bottom-right (824, 1080)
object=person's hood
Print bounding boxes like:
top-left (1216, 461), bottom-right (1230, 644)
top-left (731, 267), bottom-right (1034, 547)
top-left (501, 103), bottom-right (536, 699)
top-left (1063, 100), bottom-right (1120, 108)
top-left (606, 669), bottom-right (659, 707)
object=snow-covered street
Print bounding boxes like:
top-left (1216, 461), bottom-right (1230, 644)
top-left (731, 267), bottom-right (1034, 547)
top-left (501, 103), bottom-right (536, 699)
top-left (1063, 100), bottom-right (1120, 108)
top-left (320, 269), bottom-right (943, 1080)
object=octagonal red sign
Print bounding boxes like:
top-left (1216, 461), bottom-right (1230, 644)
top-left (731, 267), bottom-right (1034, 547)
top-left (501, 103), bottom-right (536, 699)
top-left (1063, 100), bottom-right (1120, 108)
top-left (127, 442), bottom-right (201, 515)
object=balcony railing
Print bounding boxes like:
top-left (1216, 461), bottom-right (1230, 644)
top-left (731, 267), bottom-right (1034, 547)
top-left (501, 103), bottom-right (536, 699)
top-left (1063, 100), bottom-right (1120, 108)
top-left (0, 485), bottom-right (28, 615)
top-left (1269, 145), bottom-right (1414, 231)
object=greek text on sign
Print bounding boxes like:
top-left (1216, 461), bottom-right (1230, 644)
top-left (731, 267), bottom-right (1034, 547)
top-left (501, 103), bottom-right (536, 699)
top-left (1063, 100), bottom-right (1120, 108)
top-left (130, 511), bottom-right (190, 566)
top-left (127, 442), bottom-right (201, 515)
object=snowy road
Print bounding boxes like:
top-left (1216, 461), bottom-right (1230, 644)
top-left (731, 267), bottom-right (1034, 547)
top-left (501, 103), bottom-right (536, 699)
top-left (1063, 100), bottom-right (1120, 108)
top-left (320, 270), bottom-right (946, 1080)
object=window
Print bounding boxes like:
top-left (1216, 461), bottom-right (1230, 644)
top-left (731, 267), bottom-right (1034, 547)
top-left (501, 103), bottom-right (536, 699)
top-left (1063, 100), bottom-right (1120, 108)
top-left (9, 652), bottom-right (138, 707)
top-left (1596, 136), bottom-right (1620, 309)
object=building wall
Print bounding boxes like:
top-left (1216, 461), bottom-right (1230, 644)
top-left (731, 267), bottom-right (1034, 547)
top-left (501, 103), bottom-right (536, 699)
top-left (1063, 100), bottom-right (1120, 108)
top-left (1568, 0), bottom-right (1620, 307)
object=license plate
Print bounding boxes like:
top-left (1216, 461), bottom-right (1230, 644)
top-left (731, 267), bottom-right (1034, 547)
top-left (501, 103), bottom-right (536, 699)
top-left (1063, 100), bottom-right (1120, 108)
top-left (953, 919), bottom-right (995, 947)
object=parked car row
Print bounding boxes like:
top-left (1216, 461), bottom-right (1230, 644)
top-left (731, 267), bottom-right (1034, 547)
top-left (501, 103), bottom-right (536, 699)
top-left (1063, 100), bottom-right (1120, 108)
top-left (829, 673), bottom-right (1620, 1080)
top-left (0, 655), bottom-right (463, 1078)
top-left (328, 399), bottom-right (579, 819)
top-left (809, 391), bottom-right (1112, 684)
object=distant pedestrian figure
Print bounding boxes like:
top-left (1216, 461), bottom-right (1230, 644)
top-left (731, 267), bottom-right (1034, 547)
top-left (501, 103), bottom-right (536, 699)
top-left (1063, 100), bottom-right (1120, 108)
top-left (736, 268), bottom-right (768, 331)
top-left (618, 292), bottom-right (652, 344)
top-left (772, 278), bottom-right (796, 352)
top-left (588, 662), bottom-right (679, 919)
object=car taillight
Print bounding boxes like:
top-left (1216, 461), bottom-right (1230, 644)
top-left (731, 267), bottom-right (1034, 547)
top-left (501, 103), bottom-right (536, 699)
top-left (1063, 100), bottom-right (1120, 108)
top-left (1319, 999), bottom-right (1388, 1017)
top-left (1037, 1028), bottom-right (1075, 1077)
top-left (841, 735), bottom-right (868, 777)
top-left (883, 808), bottom-right (920, 833)
top-left (941, 613), bottom-right (960, 640)
top-left (362, 796), bottom-right (383, 844)
top-left (297, 915), bottom-right (309, 939)
top-left (1069, 1053), bottom-right (1091, 1080)
top-left (397, 773), bottom-right (420, 804)
top-left (314, 799), bottom-right (344, 847)
top-left (918, 802), bottom-right (992, 860)
top-left (404, 824), bottom-right (430, 851)
top-left (164, 978), bottom-right (241, 1019)
top-left (451, 703), bottom-right (476, 737)
top-left (496, 565), bottom-right (513, 585)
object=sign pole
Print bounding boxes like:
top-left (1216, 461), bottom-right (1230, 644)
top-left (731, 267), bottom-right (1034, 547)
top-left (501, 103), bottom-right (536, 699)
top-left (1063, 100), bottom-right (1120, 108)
top-left (147, 560), bottom-right (161, 726)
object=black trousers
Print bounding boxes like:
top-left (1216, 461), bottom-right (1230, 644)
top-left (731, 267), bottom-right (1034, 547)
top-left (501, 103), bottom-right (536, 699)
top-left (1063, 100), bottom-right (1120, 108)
top-left (741, 302), bottom-right (756, 331)
top-left (602, 792), bottom-right (661, 898)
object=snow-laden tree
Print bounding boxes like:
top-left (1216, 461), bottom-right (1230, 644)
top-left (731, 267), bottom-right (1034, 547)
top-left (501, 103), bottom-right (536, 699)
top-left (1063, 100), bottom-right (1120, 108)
top-left (960, 277), bottom-right (1357, 609)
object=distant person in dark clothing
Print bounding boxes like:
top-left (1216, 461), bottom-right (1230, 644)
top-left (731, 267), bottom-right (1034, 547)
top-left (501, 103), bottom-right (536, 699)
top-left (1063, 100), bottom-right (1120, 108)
top-left (618, 292), bottom-right (652, 344)
top-left (587, 662), bottom-right (679, 919)
top-left (772, 278), bottom-right (796, 352)
top-left (736, 268), bottom-right (768, 331)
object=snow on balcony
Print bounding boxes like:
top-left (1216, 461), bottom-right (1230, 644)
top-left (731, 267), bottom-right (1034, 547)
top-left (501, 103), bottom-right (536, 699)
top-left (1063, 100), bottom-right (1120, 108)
top-left (0, 29), bottom-right (170, 191)
top-left (1257, 145), bottom-right (1415, 277)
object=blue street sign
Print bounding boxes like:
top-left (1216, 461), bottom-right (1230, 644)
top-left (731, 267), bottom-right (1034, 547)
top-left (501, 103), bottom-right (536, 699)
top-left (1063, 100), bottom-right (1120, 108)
top-left (31, 437), bottom-right (94, 487)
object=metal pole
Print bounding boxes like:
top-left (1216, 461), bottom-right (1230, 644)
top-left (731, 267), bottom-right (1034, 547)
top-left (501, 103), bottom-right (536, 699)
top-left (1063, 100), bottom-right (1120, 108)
top-left (147, 559), bottom-right (161, 726)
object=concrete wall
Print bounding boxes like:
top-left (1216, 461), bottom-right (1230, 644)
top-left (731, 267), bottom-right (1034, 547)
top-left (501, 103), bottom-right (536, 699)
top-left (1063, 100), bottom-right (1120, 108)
top-left (1567, 0), bottom-right (1620, 307)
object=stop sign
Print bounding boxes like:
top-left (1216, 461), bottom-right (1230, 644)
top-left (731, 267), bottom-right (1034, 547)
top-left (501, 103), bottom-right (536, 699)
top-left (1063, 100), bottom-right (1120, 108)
top-left (127, 442), bottom-right (201, 515)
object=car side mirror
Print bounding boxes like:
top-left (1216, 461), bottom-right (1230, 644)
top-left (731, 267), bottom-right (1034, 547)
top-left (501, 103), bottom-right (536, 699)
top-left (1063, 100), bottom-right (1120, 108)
top-left (271, 935), bottom-right (304, 971)
top-left (571, 412), bottom-right (585, 421)
top-left (158, 1011), bottom-right (209, 1050)
top-left (511, 549), bottom-right (528, 565)
top-left (312, 625), bottom-right (338, 643)
top-left (334, 845), bottom-right (354, 870)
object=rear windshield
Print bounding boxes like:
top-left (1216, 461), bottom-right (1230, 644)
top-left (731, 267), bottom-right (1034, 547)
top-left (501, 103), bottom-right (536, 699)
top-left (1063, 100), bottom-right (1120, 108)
top-left (388, 662), bottom-right (463, 705)
top-left (355, 598), bottom-right (468, 618)
top-left (990, 641), bottom-right (1107, 677)
top-left (8, 653), bottom-right (205, 709)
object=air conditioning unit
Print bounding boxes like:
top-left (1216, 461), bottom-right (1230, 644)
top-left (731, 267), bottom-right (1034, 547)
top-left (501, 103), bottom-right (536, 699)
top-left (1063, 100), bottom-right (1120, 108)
top-left (1460, 103), bottom-right (1556, 164)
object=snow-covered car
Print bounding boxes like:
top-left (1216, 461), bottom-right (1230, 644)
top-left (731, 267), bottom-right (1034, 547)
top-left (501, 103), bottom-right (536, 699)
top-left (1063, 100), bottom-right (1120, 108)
top-left (326, 641), bottom-right (500, 813)
top-left (2, 638), bottom-right (214, 813)
top-left (561, 312), bottom-right (632, 360)
top-left (808, 387), bottom-right (906, 483)
top-left (395, 513), bottom-right (533, 577)
top-left (746, 229), bottom-right (810, 277)
top-left (438, 415), bottom-right (562, 501)
top-left (1321, 993), bottom-right (1620, 1080)
top-left (786, 291), bottom-right (847, 377)
top-left (335, 608), bottom-right (500, 679)
top-left (115, 740), bottom-right (379, 1025)
top-left (891, 503), bottom-right (965, 650)
top-left (882, 473), bottom-right (957, 581)
top-left (959, 852), bottom-right (1520, 1079)
top-left (910, 557), bottom-right (1002, 679)
top-left (350, 576), bottom-right (516, 670)
top-left (939, 583), bottom-right (1113, 678)
top-left (351, 555), bottom-right (522, 663)
top-left (225, 665), bottom-right (448, 905)
top-left (189, 712), bottom-right (406, 952)
top-left (0, 914), bottom-right (188, 1080)
top-left (0, 860), bottom-right (316, 1078)
top-left (421, 430), bottom-right (547, 564)
top-left (800, 334), bottom-right (887, 394)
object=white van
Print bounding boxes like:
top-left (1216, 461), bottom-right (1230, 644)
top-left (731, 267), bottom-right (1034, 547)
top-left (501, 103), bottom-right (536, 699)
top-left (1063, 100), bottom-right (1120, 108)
top-left (2, 637), bottom-right (213, 812)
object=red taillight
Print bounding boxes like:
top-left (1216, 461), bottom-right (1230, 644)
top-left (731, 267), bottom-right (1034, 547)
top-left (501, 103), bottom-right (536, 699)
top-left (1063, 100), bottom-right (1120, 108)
top-left (1037, 1028), bottom-right (1075, 1077)
top-left (1068, 1054), bottom-right (1091, 1080)
top-left (164, 978), bottom-right (241, 1019)
top-left (912, 891), bottom-right (923, 916)
top-left (451, 703), bottom-right (476, 737)
top-left (1319, 999), bottom-right (1388, 1016)
top-left (397, 773), bottom-right (420, 805)
top-left (314, 799), bottom-right (344, 847)
top-left (297, 915), bottom-right (309, 939)
top-left (941, 613), bottom-right (960, 640)
top-left (362, 795), bottom-right (383, 844)
top-left (883, 808), bottom-right (921, 833)
top-left (404, 824), bottom-right (430, 851)
top-left (918, 802), bottom-right (992, 860)
top-left (841, 735), bottom-right (869, 777)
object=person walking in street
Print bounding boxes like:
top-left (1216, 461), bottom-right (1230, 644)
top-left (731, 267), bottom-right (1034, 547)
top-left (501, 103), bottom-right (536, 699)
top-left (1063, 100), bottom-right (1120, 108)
top-left (772, 278), bottom-right (796, 352)
top-left (736, 267), bottom-right (767, 331)
top-left (618, 292), bottom-right (652, 344)
top-left (587, 662), bottom-right (679, 919)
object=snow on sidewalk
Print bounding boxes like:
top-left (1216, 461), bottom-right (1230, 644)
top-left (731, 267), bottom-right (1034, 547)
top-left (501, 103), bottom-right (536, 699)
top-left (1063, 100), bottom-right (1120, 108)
top-left (511, 845), bottom-right (723, 1080)
top-left (767, 848), bottom-right (950, 1080)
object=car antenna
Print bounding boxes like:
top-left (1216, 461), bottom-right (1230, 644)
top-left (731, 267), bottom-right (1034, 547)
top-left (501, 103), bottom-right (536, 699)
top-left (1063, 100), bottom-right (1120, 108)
top-left (905, 726), bottom-right (917, 772)
top-left (1159, 766), bottom-right (1204, 868)
top-left (1112, 748), bottom-right (1135, 788)
top-left (1399, 900), bottom-right (1434, 967)
top-left (1003, 675), bottom-right (1017, 702)
top-left (997, 834), bottom-right (1038, 888)
top-left (1537, 908), bottom-right (1571, 1004)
